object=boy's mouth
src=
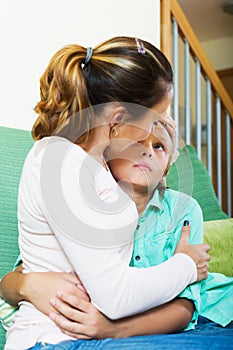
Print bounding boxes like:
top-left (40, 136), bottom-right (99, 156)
top-left (133, 163), bottom-right (151, 171)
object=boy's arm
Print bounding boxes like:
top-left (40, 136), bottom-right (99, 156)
top-left (0, 266), bottom-right (24, 306)
top-left (113, 298), bottom-right (194, 337)
top-left (0, 262), bottom-right (23, 330)
top-left (175, 199), bottom-right (204, 330)
top-left (47, 289), bottom-right (194, 339)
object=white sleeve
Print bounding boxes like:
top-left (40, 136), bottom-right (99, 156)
top-left (38, 138), bottom-right (197, 320)
top-left (49, 230), bottom-right (196, 320)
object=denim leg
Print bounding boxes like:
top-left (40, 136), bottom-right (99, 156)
top-left (26, 340), bottom-right (112, 350)
top-left (27, 319), bottom-right (233, 350)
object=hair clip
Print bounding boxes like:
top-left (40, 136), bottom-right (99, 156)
top-left (85, 47), bottom-right (93, 65)
top-left (81, 47), bottom-right (93, 69)
top-left (135, 38), bottom-right (146, 54)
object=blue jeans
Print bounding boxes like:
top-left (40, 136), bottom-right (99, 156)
top-left (27, 318), bottom-right (233, 350)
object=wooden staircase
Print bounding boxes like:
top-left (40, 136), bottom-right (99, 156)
top-left (160, 0), bottom-right (233, 217)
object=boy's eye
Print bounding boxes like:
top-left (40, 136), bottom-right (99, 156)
top-left (153, 143), bottom-right (164, 151)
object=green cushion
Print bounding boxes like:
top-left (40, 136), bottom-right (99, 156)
top-left (0, 129), bottom-right (230, 349)
top-left (0, 126), bottom-right (33, 349)
top-left (204, 219), bottom-right (233, 277)
top-left (0, 127), bottom-right (33, 279)
top-left (167, 145), bottom-right (228, 221)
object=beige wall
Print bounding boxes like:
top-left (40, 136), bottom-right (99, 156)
top-left (175, 34), bottom-right (233, 168)
top-left (0, 0), bottom-right (160, 130)
top-left (201, 36), bottom-right (233, 71)
top-left (176, 35), bottom-right (233, 145)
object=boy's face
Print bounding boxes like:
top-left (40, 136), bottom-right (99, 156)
top-left (107, 93), bottom-right (174, 193)
top-left (108, 123), bottom-right (173, 192)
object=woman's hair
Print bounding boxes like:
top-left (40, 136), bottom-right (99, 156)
top-left (32, 36), bottom-right (173, 142)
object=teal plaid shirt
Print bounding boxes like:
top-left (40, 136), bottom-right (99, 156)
top-left (130, 188), bottom-right (233, 329)
top-left (130, 188), bottom-right (203, 330)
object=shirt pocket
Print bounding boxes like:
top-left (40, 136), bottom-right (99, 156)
top-left (146, 229), bottom-right (174, 265)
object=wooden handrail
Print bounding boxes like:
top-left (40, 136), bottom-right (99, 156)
top-left (160, 0), bottom-right (233, 121)
top-left (160, 0), bottom-right (172, 62)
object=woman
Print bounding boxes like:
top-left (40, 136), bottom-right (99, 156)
top-left (2, 123), bottom-right (232, 350)
top-left (1, 36), bottom-right (210, 350)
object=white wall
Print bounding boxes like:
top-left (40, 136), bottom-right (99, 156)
top-left (0, 0), bottom-right (160, 130)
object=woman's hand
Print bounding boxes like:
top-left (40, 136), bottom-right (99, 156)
top-left (48, 290), bottom-right (195, 339)
top-left (175, 222), bottom-right (210, 282)
top-left (49, 291), bottom-right (115, 339)
top-left (153, 114), bottom-right (179, 165)
top-left (22, 271), bottom-right (89, 316)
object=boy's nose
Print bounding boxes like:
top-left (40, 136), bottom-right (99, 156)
top-left (141, 149), bottom-right (153, 158)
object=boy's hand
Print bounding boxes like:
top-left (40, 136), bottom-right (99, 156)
top-left (175, 221), bottom-right (210, 282)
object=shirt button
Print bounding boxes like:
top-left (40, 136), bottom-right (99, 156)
top-left (135, 255), bottom-right (141, 261)
top-left (136, 224), bottom-right (140, 230)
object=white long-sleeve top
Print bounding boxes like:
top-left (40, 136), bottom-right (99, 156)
top-left (6, 137), bottom-right (197, 349)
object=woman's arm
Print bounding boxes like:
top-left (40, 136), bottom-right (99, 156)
top-left (0, 270), bottom-right (194, 339)
top-left (48, 195), bottom-right (208, 320)
top-left (48, 290), bottom-right (194, 339)
top-left (0, 225), bottom-right (208, 317)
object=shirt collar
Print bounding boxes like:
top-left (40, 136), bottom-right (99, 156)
top-left (146, 189), bottom-right (164, 211)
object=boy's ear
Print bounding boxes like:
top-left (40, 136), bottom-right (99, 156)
top-left (163, 151), bottom-right (176, 177)
top-left (157, 176), bottom-right (167, 197)
top-left (171, 149), bottom-right (180, 165)
top-left (160, 175), bottom-right (166, 186)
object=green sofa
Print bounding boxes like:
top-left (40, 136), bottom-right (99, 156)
top-left (0, 125), bottom-right (232, 349)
